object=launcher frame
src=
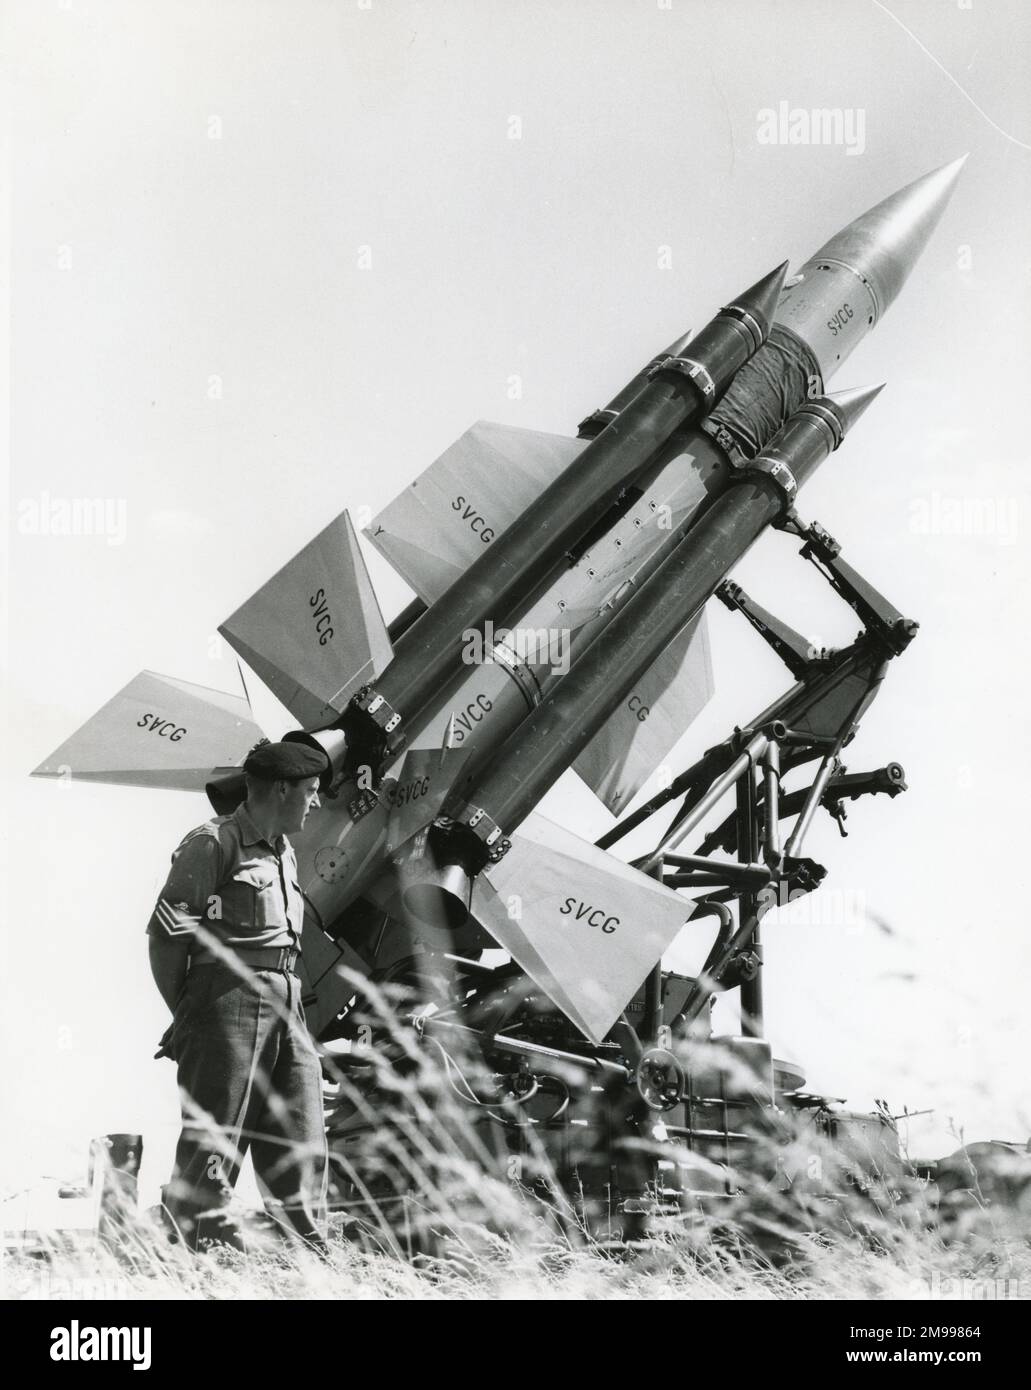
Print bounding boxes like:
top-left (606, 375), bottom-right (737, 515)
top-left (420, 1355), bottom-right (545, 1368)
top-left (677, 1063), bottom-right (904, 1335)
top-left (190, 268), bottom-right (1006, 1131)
top-left (594, 506), bottom-right (917, 1051)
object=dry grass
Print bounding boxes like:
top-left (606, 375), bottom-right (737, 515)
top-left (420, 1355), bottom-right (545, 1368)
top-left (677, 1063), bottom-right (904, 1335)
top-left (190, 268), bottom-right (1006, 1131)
top-left (6, 980), bottom-right (1029, 1301)
top-left (5, 1207), bottom-right (1031, 1301)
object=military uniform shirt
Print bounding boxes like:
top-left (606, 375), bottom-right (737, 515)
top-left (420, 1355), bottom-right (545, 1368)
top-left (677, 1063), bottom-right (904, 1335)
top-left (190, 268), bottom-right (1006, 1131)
top-left (147, 803), bottom-right (304, 960)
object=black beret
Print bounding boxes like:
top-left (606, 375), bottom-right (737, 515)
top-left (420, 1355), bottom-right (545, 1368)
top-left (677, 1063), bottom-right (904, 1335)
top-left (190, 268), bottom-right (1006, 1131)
top-left (243, 739), bottom-right (330, 785)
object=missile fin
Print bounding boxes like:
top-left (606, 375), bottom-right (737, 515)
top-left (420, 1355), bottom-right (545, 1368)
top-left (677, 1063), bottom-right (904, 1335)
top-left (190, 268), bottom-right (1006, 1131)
top-left (473, 814), bottom-right (692, 1044)
top-left (364, 421), bottom-right (587, 604)
top-left (219, 510), bottom-right (392, 729)
top-left (573, 610), bottom-right (714, 814)
top-left (30, 670), bottom-right (264, 791)
top-left (473, 875), bottom-right (597, 1039)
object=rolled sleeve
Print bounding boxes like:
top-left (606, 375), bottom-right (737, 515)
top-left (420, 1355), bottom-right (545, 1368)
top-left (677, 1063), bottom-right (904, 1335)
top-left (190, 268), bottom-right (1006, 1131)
top-left (147, 831), bottom-right (222, 941)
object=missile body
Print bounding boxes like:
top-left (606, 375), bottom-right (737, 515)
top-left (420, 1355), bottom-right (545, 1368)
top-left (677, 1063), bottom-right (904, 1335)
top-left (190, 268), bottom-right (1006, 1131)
top-left (340, 158), bottom-right (963, 779)
top-left (777, 156), bottom-right (967, 380)
top-left (339, 264), bottom-right (788, 768)
top-left (403, 385), bottom-right (884, 926)
top-left (295, 332), bottom-right (697, 669)
top-left (281, 159), bottom-right (963, 950)
top-left (405, 158), bottom-right (968, 776)
top-left (700, 156), bottom-right (965, 460)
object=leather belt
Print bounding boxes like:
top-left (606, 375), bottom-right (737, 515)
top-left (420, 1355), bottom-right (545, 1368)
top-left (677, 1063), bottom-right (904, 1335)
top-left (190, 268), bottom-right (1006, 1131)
top-left (191, 945), bottom-right (299, 974)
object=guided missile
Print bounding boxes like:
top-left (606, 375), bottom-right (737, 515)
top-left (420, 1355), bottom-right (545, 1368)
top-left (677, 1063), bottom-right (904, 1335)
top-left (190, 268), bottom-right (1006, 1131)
top-left (285, 157), bottom-right (964, 802)
top-left (33, 157), bottom-right (966, 1042)
top-left (267, 161), bottom-right (964, 873)
top-left (402, 385), bottom-right (884, 927)
top-left (335, 262), bottom-right (788, 770)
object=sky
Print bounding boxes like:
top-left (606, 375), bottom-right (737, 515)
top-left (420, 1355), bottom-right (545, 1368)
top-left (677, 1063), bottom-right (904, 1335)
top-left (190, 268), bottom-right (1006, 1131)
top-left (4, 0), bottom-right (1030, 1206)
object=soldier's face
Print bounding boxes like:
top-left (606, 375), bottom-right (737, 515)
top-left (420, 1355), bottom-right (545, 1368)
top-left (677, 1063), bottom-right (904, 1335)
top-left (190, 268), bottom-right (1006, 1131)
top-left (279, 775), bottom-right (322, 833)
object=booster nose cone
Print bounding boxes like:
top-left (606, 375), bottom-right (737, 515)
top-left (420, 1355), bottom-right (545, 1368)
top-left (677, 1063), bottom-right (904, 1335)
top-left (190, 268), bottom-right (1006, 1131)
top-left (795, 382), bottom-right (885, 464)
top-left (578, 327), bottom-right (695, 439)
top-left (777, 156), bottom-right (967, 378)
top-left (730, 260), bottom-right (791, 347)
top-left (663, 330), bottom-right (695, 358)
top-left (825, 382), bottom-right (887, 436)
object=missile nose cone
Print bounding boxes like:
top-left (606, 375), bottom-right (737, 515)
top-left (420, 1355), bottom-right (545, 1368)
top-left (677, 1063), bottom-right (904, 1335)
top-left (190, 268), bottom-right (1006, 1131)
top-left (789, 383), bottom-right (886, 480)
top-left (826, 382), bottom-right (886, 435)
top-left (662, 330), bottom-right (694, 358)
top-left (809, 156), bottom-right (967, 320)
top-left (731, 260), bottom-right (790, 340)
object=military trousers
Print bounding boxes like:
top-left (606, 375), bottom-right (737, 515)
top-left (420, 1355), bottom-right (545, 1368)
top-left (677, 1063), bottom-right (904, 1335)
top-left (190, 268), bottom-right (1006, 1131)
top-left (165, 962), bottom-right (329, 1254)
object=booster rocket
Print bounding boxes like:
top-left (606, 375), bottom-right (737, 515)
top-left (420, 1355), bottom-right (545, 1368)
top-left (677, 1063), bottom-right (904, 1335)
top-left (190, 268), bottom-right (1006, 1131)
top-left (294, 260), bottom-right (790, 779)
top-left (408, 384), bottom-right (884, 932)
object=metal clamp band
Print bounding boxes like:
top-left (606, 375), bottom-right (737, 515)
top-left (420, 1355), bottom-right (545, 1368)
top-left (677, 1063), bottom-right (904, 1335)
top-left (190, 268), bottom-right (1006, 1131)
top-left (649, 355), bottom-right (716, 398)
top-left (488, 640), bottom-right (545, 711)
top-left (488, 642), bottom-right (518, 671)
top-left (355, 687), bottom-right (406, 754)
top-left (577, 407), bottom-right (618, 437)
top-left (449, 801), bottom-right (512, 862)
top-left (346, 787), bottom-right (381, 822)
top-left (744, 453), bottom-right (797, 502)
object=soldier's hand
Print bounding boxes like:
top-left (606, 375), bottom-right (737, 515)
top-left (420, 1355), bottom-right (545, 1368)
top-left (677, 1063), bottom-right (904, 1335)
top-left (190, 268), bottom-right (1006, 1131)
top-left (154, 1022), bottom-right (178, 1061)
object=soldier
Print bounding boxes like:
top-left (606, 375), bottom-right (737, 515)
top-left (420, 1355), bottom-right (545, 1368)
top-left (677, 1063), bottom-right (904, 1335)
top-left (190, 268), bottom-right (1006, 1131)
top-left (147, 739), bottom-right (331, 1255)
